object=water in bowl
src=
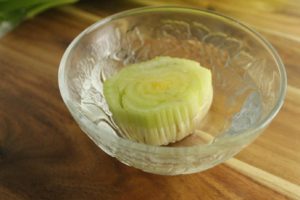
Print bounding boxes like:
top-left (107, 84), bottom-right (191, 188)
top-left (78, 50), bottom-right (262, 147)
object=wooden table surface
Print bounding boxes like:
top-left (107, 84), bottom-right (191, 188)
top-left (1, 0), bottom-right (300, 199)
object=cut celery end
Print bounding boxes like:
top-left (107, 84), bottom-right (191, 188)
top-left (104, 56), bottom-right (213, 145)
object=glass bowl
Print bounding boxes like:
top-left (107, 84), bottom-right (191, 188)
top-left (58, 6), bottom-right (287, 175)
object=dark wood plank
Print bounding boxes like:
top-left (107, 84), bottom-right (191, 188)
top-left (0, 1), bottom-right (299, 199)
top-left (60, 0), bottom-right (300, 185)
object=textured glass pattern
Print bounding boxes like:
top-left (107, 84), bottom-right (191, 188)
top-left (59, 7), bottom-right (286, 175)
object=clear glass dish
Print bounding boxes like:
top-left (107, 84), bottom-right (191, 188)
top-left (58, 6), bottom-right (287, 175)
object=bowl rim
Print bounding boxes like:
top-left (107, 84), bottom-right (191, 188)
top-left (58, 6), bottom-right (287, 154)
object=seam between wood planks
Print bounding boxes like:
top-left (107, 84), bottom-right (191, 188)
top-left (58, 5), bottom-right (300, 44)
top-left (58, 6), bottom-right (101, 22)
top-left (287, 85), bottom-right (300, 97)
top-left (195, 130), bottom-right (300, 200)
top-left (225, 159), bottom-right (300, 200)
top-left (57, 6), bottom-right (300, 199)
top-left (57, 6), bottom-right (300, 96)
top-left (255, 27), bottom-right (300, 43)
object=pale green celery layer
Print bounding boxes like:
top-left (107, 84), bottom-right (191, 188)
top-left (104, 56), bottom-right (213, 145)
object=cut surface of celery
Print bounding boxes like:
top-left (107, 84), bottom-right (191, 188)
top-left (104, 56), bottom-right (213, 145)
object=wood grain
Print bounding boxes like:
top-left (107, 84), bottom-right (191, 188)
top-left (0, 0), bottom-right (299, 199)
top-left (236, 86), bottom-right (300, 185)
top-left (129, 0), bottom-right (300, 38)
top-left (225, 158), bottom-right (300, 200)
top-left (62, 0), bottom-right (300, 186)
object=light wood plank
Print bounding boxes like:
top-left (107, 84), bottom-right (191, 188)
top-left (226, 158), bottom-right (300, 200)
top-left (0, 1), bottom-right (299, 199)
